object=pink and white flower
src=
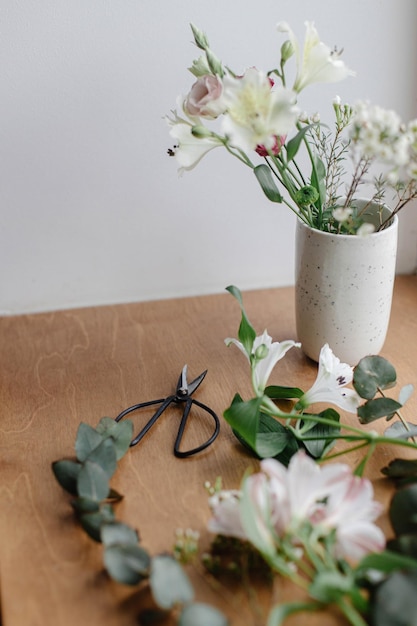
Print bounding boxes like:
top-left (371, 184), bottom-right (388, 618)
top-left (185, 75), bottom-right (226, 119)
top-left (208, 451), bottom-right (385, 563)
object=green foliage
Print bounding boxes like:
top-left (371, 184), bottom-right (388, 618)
top-left (225, 285), bottom-right (256, 355)
top-left (179, 603), bottom-right (229, 626)
top-left (52, 416), bottom-right (228, 624)
top-left (150, 555), bottom-right (194, 609)
top-left (353, 356), bottom-right (397, 399)
top-left (253, 164), bottom-right (283, 203)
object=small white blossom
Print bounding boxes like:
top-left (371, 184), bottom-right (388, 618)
top-left (298, 344), bottom-right (361, 413)
top-left (277, 21), bottom-right (355, 93)
top-left (225, 330), bottom-right (300, 394)
top-left (332, 207), bottom-right (353, 222)
top-left (356, 222), bottom-right (375, 237)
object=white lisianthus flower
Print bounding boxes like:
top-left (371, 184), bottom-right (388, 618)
top-left (166, 104), bottom-right (223, 173)
top-left (225, 330), bottom-right (301, 394)
top-left (220, 67), bottom-right (299, 152)
top-left (277, 21), bottom-right (355, 93)
top-left (297, 344), bottom-right (361, 413)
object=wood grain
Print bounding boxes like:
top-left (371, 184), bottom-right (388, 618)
top-left (0, 276), bottom-right (416, 625)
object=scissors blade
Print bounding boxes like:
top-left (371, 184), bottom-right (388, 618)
top-left (176, 365), bottom-right (207, 397)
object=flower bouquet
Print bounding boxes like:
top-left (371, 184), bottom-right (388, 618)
top-left (167, 22), bottom-right (417, 234)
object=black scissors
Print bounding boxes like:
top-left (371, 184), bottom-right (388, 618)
top-left (115, 365), bottom-right (220, 458)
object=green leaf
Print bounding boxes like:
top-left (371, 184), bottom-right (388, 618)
top-left (75, 422), bottom-right (104, 462)
top-left (255, 415), bottom-right (296, 458)
top-left (101, 521), bottom-right (139, 546)
top-left (71, 497), bottom-right (100, 514)
top-left (357, 398), bottom-right (402, 423)
top-left (384, 421), bottom-right (417, 440)
top-left (388, 535), bottom-right (417, 560)
top-left (223, 395), bottom-right (262, 449)
top-left (353, 356), bottom-right (397, 399)
top-left (95, 417), bottom-right (134, 460)
top-left (357, 549), bottom-right (417, 577)
top-left (264, 385), bottom-right (303, 400)
top-left (225, 285), bottom-right (256, 355)
top-left (78, 504), bottom-right (115, 542)
top-left (399, 384), bottom-right (414, 406)
top-left (310, 154), bottom-right (326, 207)
top-left (253, 164), bottom-right (283, 202)
top-left (104, 544), bottom-right (150, 585)
top-left (84, 437), bottom-right (118, 479)
top-left (389, 484), bottom-right (417, 536)
top-left (77, 460), bottom-right (110, 502)
top-left (309, 570), bottom-right (353, 603)
top-left (285, 124), bottom-right (317, 162)
top-left (299, 409), bottom-right (340, 458)
top-left (150, 555), bottom-right (194, 609)
top-left (382, 458), bottom-right (417, 483)
top-left (179, 603), bottom-right (228, 626)
top-left (267, 602), bottom-right (319, 626)
top-left (52, 459), bottom-right (81, 495)
top-left (370, 570), bottom-right (417, 626)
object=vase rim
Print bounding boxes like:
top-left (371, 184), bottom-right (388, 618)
top-left (297, 198), bottom-right (398, 239)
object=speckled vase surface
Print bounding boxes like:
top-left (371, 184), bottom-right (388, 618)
top-left (295, 201), bottom-right (398, 365)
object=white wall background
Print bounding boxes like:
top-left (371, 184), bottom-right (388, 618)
top-left (1, 0), bottom-right (417, 314)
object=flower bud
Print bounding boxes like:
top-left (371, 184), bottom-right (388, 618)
top-left (205, 49), bottom-right (224, 77)
top-left (188, 55), bottom-right (211, 78)
top-left (190, 23), bottom-right (210, 50)
top-left (280, 40), bottom-right (294, 63)
top-left (254, 343), bottom-right (269, 360)
top-left (191, 125), bottom-right (213, 138)
top-left (295, 185), bottom-right (319, 207)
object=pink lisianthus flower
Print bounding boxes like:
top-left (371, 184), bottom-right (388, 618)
top-left (208, 451), bottom-right (385, 564)
top-left (255, 135), bottom-right (286, 157)
top-left (185, 75), bottom-right (225, 119)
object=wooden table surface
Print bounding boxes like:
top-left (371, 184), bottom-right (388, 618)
top-left (1, 275), bottom-right (417, 626)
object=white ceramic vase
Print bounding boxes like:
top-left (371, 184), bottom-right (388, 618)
top-left (295, 200), bottom-right (398, 364)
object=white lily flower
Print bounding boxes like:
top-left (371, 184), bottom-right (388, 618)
top-left (277, 21), bottom-right (355, 93)
top-left (298, 344), bottom-right (361, 413)
top-left (166, 104), bottom-right (223, 173)
top-left (221, 67), bottom-right (298, 152)
top-left (225, 330), bottom-right (300, 394)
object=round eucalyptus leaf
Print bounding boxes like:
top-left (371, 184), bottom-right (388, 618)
top-left (399, 384), bottom-right (414, 406)
top-left (95, 417), bottom-right (134, 460)
top-left (150, 555), bottom-right (194, 609)
top-left (77, 460), bottom-right (110, 502)
top-left (71, 497), bottom-right (100, 514)
top-left (75, 423), bottom-right (104, 462)
top-left (179, 602), bottom-right (228, 626)
top-left (84, 438), bottom-right (117, 479)
top-left (79, 507), bottom-right (115, 542)
top-left (370, 569), bottom-right (417, 626)
top-left (52, 459), bottom-right (81, 495)
top-left (390, 484), bottom-right (417, 536)
top-left (353, 356), bottom-right (397, 399)
top-left (101, 521), bottom-right (139, 547)
top-left (357, 398), bottom-right (402, 423)
top-left (104, 544), bottom-right (150, 585)
top-left (384, 422), bottom-right (417, 441)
